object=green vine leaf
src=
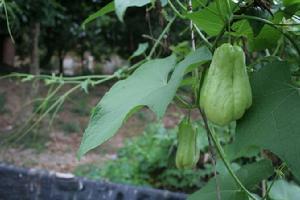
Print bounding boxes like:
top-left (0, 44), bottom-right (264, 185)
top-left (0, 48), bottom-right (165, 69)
top-left (231, 61), bottom-right (300, 180)
top-left (187, 3), bottom-right (223, 36)
top-left (129, 42), bottom-right (149, 59)
top-left (81, 2), bottom-right (115, 28)
top-left (269, 179), bottom-right (300, 200)
top-left (188, 160), bottom-right (273, 200)
top-left (187, 1), bottom-right (235, 36)
top-left (249, 12), bottom-right (283, 51)
top-left (78, 47), bottom-right (212, 158)
top-left (160, 0), bottom-right (168, 6)
top-left (115, 0), bottom-right (152, 22)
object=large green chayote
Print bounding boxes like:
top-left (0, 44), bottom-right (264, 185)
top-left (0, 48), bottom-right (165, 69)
top-left (175, 118), bottom-right (199, 169)
top-left (199, 43), bottom-right (252, 126)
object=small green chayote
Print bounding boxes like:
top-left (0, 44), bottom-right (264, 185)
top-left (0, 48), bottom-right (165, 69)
top-left (175, 118), bottom-right (199, 169)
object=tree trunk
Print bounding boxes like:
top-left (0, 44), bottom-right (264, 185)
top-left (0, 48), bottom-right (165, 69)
top-left (2, 36), bottom-right (15, 66)
top-left (41, 48), bottom-right (54, 70)
top-left (30, 23), bottom-right (40, 75)
top-left (13, 22), bottom-right (41, 130)
top-left (58, 50), bottom-right (64, 75)
top-left (81, 51), bottom-right (84, 74)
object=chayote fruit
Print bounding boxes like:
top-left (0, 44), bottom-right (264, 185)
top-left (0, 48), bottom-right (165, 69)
top-left (175, 118), bottom-right (199, 169)
top-left (199, 43), bottom-right (252, 126)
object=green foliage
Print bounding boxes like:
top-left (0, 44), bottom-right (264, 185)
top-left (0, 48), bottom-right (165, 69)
top-left (269, 179), bottom-right (300, 200)
top-left (187, 1), bottom-right (233, 36)
top-left (76, 123), bottom-right (212, 192)
top-left (78, 47), bottom-right (212, 158)
top-left (249, 12), bottom-right (284, 51)
top-left (70, 96), bottom-right (91, 116)
top-left (189, 160), bottom-right (274, 200)
top-left (230, 61), bottom-right (300, 180)
top-left (100, 123), bottom-right (176, 185)
top-left (82, 2), bottom-right (115, 28)
top-left (114, 0), bottom-right (152, 21)
top-left (2, 0), bottom-right (300, 199)
top-left (9, 0), bottom-right (62, 30)
top-left (33, 98), bottom-right (60, 115)
top-left (60, 122), bottom-right (82, 134)
top-left (129, 42), bottom-right (149, 59)
top-left (11, 128), bottom-right (49, 152)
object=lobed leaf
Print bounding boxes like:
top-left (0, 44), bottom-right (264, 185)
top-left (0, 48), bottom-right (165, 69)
top-left (231, 61), bottom-right (300, 180)
top-left (78, 47), bottom-right (212, 158)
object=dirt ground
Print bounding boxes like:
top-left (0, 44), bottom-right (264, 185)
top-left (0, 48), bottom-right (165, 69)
top-left (0, 79), bottom-right (197, 173)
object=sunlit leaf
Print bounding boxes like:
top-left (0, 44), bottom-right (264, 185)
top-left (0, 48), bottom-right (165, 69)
top-left (115, 0), bottom-right (151, 21)
top-left (78, 47), bottom-right (212, 158)
top-left (82, 2), bottom-right (115, 28)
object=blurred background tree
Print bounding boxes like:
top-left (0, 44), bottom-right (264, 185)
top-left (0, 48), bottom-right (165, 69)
top-left (0, 0), bottom-right (187, 75)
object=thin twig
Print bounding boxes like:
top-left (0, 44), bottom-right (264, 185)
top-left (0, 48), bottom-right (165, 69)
top-left (147, 16), bottom-right (176, 59)
top-left (233, 15), bottom-right (300, 57)
top-left (142, 34), bottom-right (167, 49)
top-left (175, 0), bottom-right (186, 11)
top-left (1, 58), bottom-right (147, 146)
top-left (209, 121), bottom-right (257, 200)
top-left (193, 24), bottom-right (212, 50)
top-left (197, 83), bottom-right (256, 199)
top-left (145, 7), bottom-right (154, 40)
top-left (199, 109), bottom-right (222, 200)
top-left (2, 0), bottom-right (14, 43)
top-left (167, 0), bottom-right (186, 19)
top-left (212, 26), bottom-right (226, 51)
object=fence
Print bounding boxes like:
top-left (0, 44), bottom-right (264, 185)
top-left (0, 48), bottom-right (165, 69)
top-left (0, 163), bottom-right (187, 200)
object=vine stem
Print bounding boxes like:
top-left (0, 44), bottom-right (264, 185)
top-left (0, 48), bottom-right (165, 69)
top-left (167, 0), bottom-right (186, 19)
top-left (1, 59), bottom-right (147, 145)
top-left (1, 11), bottom-right (173, 146)
top-left (175, 0), bottom-right (186, 11)
top-left (233, 15), bottom-right (300, 57)
top-left (199, 109), bottom-right (257, 200)
top-left (2, 73), bottom-right (110, 81)
top-left (2, 0), bottom-right (14, 43)
top-left (193, 24), bottom-right (212, 50)
top-left (147, 16), bottom-right (176, 59)
top-left (188, 0), bottom-right (221, 199)
top-left (261, 163), bottom-right (287, 200)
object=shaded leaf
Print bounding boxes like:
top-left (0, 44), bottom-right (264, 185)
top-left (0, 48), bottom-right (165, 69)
top-left (284, 0), bottom-right (300, 6)
top-left (245, 7), bottom-right (271, 36)
top-left (231, 19), bottom-right (253, 37)
top-left (249, 12), bottom-right (284, 51)
top-left (231, 61), bottom-right (300, 180)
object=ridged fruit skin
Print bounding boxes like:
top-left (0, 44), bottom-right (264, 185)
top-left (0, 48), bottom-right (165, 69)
top-left (175, 118), bottom-right (199, 169)
top-left (199, 43), bottom-right (252, 126)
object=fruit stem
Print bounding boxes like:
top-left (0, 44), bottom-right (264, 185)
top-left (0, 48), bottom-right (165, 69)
top-left (199, 108), bottom-right (257, 200)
